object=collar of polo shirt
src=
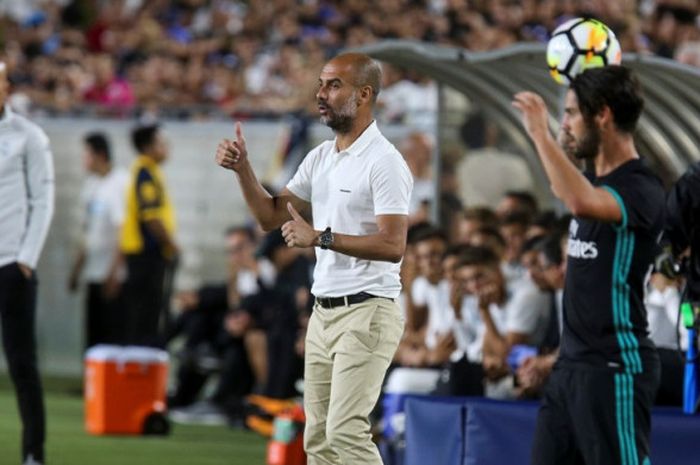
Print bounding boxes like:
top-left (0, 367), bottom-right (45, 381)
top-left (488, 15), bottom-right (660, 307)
top-left (334, 120), bottom-right (380, 157)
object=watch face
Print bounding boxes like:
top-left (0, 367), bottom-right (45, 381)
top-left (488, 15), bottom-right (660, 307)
top-left (321, 230), bottom-right (332, 248)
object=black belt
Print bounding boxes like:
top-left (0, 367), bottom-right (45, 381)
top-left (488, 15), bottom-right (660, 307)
top-left (315, 292), bottom-right (388, 309)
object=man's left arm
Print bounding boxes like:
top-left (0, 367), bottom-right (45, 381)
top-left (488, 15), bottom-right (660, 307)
top-left (283, 205), bottom-right (407, 263)
top-left (18, 127), bottom-right (55, 273)
top-left (512, 91), bottom-right (622, 223)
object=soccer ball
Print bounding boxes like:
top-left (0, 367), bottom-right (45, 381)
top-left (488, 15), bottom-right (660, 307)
top-left (546, 17), bottom-right (622, 85)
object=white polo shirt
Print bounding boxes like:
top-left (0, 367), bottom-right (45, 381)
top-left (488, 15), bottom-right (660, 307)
top-left (286, 121), bottom-right (412, 298)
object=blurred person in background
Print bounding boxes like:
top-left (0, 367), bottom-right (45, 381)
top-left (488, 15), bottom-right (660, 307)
top-left (236, 229), bottom-right (312, 400)
top-left (400, 131), bottom-right (434, 224)
top-left (499, 211), bottom-right (532, 283)
top-left (517, 233), bottom-right (567, 398)
top-left (83, 54), bottom-right (135, 113)
top-left (456, 206), bottom-right (499, 245)
top-left (167, 225), bottom-right (274, 412)
top-left (644, 272), bottom-right (684, 406)
top-left (120, 123), bottom-right (178, 348)
top-left (675, 41), bottom-right (700, 67)
top-left (0, 59), bottom-right (54, 465)
top-left (68, 132), bottom-right (128, 349)
top-left (402, 227), bottom-right (453, 367)
top-left (495, 190), bottom-right (539, 221)
top-left (456, 245), bottom-right (551, 399)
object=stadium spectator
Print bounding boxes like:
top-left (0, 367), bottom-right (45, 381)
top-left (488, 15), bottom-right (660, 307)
top-left (516, 233), bottom-right (567, 398)
top-left (238, 229), bottom-right (312, 399)
top-left (400, 132), bottom-right (435, 224)
top-left (496, 190), bottom-right (539, 220)
top-left (1, 0), bottom-right (697, 117)
top-left (67, 132), bottom-right (128, 348)
top-left (167, 225), bottom-right (273, 411)
top-left (458, 113), bottom-right (535, 208)
top-left (456, 206), bottom-right (499, 245)
top-left (499, 211), bottom-right (533, 283)
top-left (406, 227), bottom-right (454, 367)
top-left (645, 272), bottom-right (685, 406)
top-left (456, 245), bottom-right (551, 399)
top-left (82, 54), bottom-right (135, 112)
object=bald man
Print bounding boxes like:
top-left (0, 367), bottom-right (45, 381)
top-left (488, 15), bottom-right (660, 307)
top-left (216, 53), bottom-right (413, 464)
top-left (0, 61), bottom-right (54, 465)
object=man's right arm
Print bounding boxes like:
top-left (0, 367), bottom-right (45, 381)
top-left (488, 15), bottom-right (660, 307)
top-left (216, 122), bottom-right (310, 231)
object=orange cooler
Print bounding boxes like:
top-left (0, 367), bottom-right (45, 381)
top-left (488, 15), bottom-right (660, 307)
top-left (85, 345), bottom-right (170, 435)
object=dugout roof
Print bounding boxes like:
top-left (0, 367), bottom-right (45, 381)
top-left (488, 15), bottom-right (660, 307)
top-left (358, 41), bottom-right (700, 187)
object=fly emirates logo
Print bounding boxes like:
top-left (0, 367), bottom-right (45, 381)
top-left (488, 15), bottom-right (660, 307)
top-left (567, 220), bottom-right (598, 259)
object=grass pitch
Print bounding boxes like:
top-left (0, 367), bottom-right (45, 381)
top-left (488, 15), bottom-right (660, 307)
top-left (0, 377), bottom-right (267, 465)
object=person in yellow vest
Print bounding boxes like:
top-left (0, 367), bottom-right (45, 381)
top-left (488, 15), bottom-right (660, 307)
top-left (120, 123), bottom-right (178, 347)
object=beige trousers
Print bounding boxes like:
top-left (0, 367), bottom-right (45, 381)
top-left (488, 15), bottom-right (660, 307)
top-left (303, 297), bottom-right (404, 465)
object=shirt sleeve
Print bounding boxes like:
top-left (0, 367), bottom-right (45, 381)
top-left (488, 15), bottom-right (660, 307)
top-left (135, 168), bottom-right (163, 221)
top-left (285, 148), bottom-right (318, 202)
top-left (601, 171), bottom-right (665, 230)
top-left (17, 126), bottom-right (55, 269)
top-left (370, 150), bottom-right (413, 216)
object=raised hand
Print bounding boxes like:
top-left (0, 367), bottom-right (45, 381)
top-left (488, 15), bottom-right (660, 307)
top-left (512, 91), bottom-right (551, 140)
top-left (215, 122), bottom-right (249, 172)
top-left (281, 202), bottom-right (317, 248)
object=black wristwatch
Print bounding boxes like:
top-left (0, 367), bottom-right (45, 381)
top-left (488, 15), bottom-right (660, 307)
top-left (318, 227), bottom-right (334, 250)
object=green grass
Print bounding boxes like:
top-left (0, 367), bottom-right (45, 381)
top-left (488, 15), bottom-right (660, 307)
top-left (0, 379), bottom-right (268, 465)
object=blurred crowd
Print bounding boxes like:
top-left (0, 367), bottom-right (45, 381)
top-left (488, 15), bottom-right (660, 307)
top-left (0, 0), bottom-right (698, 119)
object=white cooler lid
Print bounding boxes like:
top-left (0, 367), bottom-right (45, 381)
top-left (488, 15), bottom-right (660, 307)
top-left (85, 344), bottom-right (169, 364)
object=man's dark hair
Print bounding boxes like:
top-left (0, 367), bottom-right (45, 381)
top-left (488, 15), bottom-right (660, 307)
top-left (443, 243), bottom-right (472, 260)
top-left (570, 65), bottom-right (644, 134)
top-left (84, 132), bottom-right (111, 162)
top-left (225, 225), bottom-right (256, 243)
top-left (501, 211), bottom-right (532, 229)
top-left (503, 190), bottom-right (538, 218)
top-left (522, 234), bottom-right (546, 255)
top-left (473, 226), bottom-right (507, 249)
top-left (532, 210), bottom-right (560, 232)
top-left (411, 226), bottom-right (448, 245)
top-left (463, 206), bottom-right (499, 227)
top-left (456, 245), bottom-right (501, 269)
top-left (407, 221), bottom-right (434, 245)
top-left (535, 234), bottom-right (565, 267)
top-left (131, 124), bottom-right (160, 154)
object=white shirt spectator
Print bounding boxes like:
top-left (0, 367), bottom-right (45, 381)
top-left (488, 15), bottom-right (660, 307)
top-left (286, 121), bottom-right (413, 298)
top-left (80, 168), bottom-right (128, 282)
top-left (451, 279), bottom-right (551, 362)
top-left (452, 295), bottom-right (482, 362)
top-left (457, 148), bottom-right (534, 208)
top-left (646, 285), bottom-right (686, 350)
top-left (378, 79), bottom-right (437, 130)
top-left (411, 277), bottom-right (453, 349)
top-left (504, 278), bottom-right (551, 347)
top-left (237, 258), bottom-right (277, 297)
